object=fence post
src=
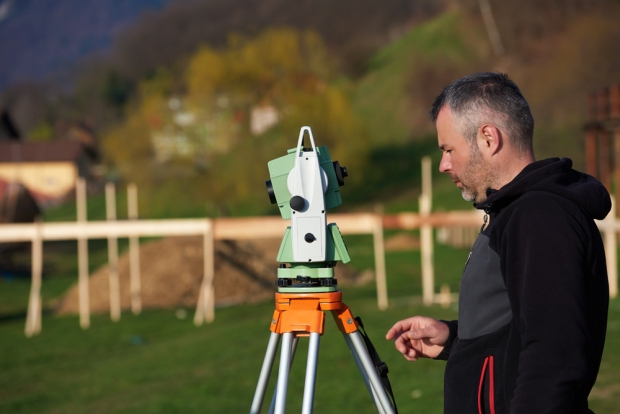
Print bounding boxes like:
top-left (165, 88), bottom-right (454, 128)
top-left (127, 183), bottom-right (142, 315)
top-left (76, 178), bottom-right (90, 329)
top-left (419, 156), bottom-right (435, 306)
top-left (25, 218), bottom-right (43, 337)
top-left (194, 219), bottom-right (215, 325)
top-left (585, 93), bottom-right (599, 178)
top-left (604, 201), bottom-right (618, 298)
top-left (106, 183), bottom-right (121, 322)
top-left (374, 204), bottom-right (388, 310)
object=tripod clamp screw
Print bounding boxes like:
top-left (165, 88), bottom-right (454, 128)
top-left (347, 318), bottom-right (353, 324)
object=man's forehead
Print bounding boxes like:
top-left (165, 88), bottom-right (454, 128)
top-left (437, 104), bottom-right (452, 118)
top-left (436, 106), bottom-right (469, 150)
top-left (437, 105), bottom-right (452, 119)
top-left (436, 107), bottom-right (456, 136)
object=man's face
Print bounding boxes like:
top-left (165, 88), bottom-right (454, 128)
top-left (436, 107), bottom-right (492, 203)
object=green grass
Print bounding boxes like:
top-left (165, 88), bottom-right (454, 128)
top-left (343, 233), bottom-right (471, 301)
top-left (0, 300), bottom-right (451, 413)
top-left (0, 181), bottom-right (616, 413)
top-left (1, 231), bottom-right (619, 412)
top-left (1, 292), bottom-right (619, 412)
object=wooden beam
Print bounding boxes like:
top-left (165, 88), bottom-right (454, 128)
top-left (0, 211), bottom-right (486, 243)
top-left (419, 156), bottom-right (434, 306)
top-left (604, 201), bottom-right (618, 299)
top-left (194, 222), bottom-right (215, 325)
top-left (106, 183), bottom-right (120, 322)
top-left (76, 177), bottom-right (90, 329)
top-left (599, 130), bottom-right (612, 191)
top-left (127, 183), bottom-right (141, 315)
top-left (373, 205), bottom-right (388, 310)
top-left (25, 220), bottom-right (43, 337)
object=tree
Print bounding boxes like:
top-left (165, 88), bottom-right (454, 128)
top-left (103, 28), bottom-right (369, 217)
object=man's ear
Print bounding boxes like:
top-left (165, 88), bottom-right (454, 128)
top-left (478, 124), bottom-right (502, 156)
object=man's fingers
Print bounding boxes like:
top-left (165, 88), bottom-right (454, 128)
top-left (394, 332), bottom-right (421, 361)
top-left (385, 320), bottom-right (410, 340)
top-left (405, 349), bottom-right (419, 361)
top-left (394, 337), bottom-right (408, 354)
top-left (386, 317), bottom-right (448, 361)
top-left (394, 335), bottom-right (417, 360)
top-left (386, 327), bottom-right (400, 340)
top-left (409, 325), bottom-right (437, 341)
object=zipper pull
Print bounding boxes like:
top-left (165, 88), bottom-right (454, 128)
top-left (480, 213), bottom-right (489, 233)
top-left (479, 204), bottom-right (492, 233)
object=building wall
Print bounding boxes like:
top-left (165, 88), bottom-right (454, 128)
top-left (0, 161), bottom-right (77, 202)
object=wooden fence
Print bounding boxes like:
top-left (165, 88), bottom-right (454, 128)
top-left (0, 183), bottom-right (482, 337)
top-left (3, 161), bottom-right (620, 336)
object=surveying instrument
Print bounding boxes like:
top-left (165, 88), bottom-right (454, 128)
top-left (250, 127), bottom-right (397, 413)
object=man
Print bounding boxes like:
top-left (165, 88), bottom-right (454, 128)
top-left (386, 72), bottom-right (610, 413)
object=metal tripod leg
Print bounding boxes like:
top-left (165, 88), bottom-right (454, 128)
top-left (250, 333), bottom-right (300, 414)
top-left (251, 332), bottom-right (281, 414)
top-left (272, 332), bottom-right (320, 414)
top-left (342, 333), bottom-right (388, 414)
top-left (250, 291), bottom-right (395, 413)
top-left (273, 333), bottom-right (295, 414)
top-left (268, 336), bottom-right (299, 414)
top-left (301, 332), bottom-right (320, 414)
top-left (346, 331), bottom-right (395, 414)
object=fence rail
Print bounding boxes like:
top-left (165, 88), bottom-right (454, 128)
top-left (3, 168), bottom-right (619, 337)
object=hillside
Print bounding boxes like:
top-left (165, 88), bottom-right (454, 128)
top-left (352, 2), bottom-right (620, 171)
top-left (0, 0), bottom-right (446, 135)
top-left (353, 11), bottom-right (491, 146)
top-left (2, 1), bottom-right (620, 218)
top-left (0, 0), bottom-right (174, 91)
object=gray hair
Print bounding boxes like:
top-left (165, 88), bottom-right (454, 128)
top-left (430, 72), bottom-right (534, 154)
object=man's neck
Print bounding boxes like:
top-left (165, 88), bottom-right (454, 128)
top-left (494, 153), bottom-right (535, 190)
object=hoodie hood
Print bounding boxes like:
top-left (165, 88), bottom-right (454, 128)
top-left (475, 157), bottom-right (611, 220)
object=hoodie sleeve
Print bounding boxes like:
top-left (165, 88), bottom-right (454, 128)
top-left (434, 320), bottom-right (458, 361)
top-left (501, 193), bottom-right (597, 413)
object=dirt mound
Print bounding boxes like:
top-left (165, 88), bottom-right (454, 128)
top-left (385, 232), bottom-right (420, 251)
top-left (56, 237), bottom-right (364, 315)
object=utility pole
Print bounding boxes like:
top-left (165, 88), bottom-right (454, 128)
top-left (478, 0), bottom-right (504, 57)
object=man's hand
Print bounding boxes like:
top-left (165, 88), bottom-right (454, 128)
top-left (385, 316), bottom-right (450, 361)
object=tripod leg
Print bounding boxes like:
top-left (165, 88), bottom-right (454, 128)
top-left (347, 331), bottom-right (395, 414)
top-left (274, 332), bottom-right (294, 414)
top-left (269, 336), bottom-right (299, 414)
top-left (251, 332), bottom-right (281, 414)
top-left (342, 333), bottom-right (387, 414)
top-left (301, 332), bottom-right (320, 414)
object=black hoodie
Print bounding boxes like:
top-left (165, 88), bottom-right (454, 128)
top-left (437, 158), bottom-right (610, 414)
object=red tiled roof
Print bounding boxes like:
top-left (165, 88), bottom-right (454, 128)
top-left (0, 140), bottom-right (84, 163)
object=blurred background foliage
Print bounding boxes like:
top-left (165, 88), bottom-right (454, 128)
top-left (1, 0), bottom-right (619, 217)
top-left (103, 28), bottom-right (368, 217)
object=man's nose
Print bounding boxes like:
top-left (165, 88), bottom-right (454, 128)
top-left (439, 154), bottom-right (451, 173)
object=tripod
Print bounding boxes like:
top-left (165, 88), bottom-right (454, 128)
top-left (250, 291), bottom-right (396, 414)
top-left (256, 126), bottom-right (396, 412)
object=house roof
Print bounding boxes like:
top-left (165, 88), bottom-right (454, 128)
top-left (0, 140), bottom-right (86, 163)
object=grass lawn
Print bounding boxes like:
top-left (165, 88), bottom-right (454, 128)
top-left (1, 232), bottom-right (619, 413)
top-left (0, 299), bottom-right (452, 413)
top-left (1, 297), bottom-right (618, 413)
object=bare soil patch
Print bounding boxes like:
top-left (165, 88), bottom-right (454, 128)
top-left (385, 232), bottom-right (420, 251)
top-left (56, 237), bottom-right (364, 315)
